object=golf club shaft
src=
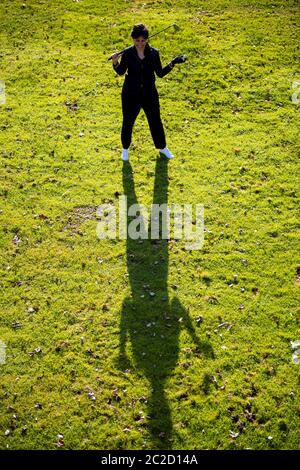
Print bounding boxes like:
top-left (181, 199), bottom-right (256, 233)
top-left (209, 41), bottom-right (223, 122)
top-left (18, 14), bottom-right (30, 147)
top-left (107, 23), bottom-right (178, 61)
top-left (148, 23), bottom-right (177, 39)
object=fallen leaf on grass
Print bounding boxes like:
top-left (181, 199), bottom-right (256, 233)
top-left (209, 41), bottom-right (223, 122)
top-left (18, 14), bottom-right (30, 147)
top-left (27, 306), bottom-right (38, 314)
top-left (195, 316), bottom-right (203, 324)
top-left (88, 391), bottom-right (96, 401)
top-left (28, 347), bottom-right (42, 357)
top-left (12, 235), bottom-right (21, 244)
top-left (55, 341), bottom-right (68, 352)
top-left (291, 340), bottom-right (300, 364)
top-left (245, 410), bottom-right (255, 422)
top-left (55, 433), bottom-right (65, 447)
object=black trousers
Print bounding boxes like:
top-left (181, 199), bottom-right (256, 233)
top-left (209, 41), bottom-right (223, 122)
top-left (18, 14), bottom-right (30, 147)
top-left (121, 86), bottom-right (166, 150)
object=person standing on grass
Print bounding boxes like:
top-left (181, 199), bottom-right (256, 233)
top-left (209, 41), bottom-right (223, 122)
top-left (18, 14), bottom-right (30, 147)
top-left (111, 23), bottom-right (186, 161)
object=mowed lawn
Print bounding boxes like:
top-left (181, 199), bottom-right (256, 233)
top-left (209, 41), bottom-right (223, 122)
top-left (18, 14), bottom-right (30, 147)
top-left (0, 0), bottom-right (299, 450)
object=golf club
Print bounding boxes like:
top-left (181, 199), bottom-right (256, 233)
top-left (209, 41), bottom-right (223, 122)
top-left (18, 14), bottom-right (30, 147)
top-left (107, 23), bottom-right (180, 61)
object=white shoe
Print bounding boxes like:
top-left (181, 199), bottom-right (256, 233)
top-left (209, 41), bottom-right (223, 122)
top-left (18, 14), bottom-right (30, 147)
top-left (159, 147), bottom-right (174, 159)
top-left (121, 149), bottom-right (129, 161)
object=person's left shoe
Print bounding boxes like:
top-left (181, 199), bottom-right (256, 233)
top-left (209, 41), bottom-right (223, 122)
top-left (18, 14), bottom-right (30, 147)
top-left (159, 147), bottom-right (174, 159)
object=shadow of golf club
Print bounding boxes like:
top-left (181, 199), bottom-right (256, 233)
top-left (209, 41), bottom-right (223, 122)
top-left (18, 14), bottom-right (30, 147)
top-left (118, 156), bottom-right (214, 449)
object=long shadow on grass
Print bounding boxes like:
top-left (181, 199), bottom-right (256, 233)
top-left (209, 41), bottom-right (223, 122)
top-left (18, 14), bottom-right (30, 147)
top-left (119, 157), bottom-right (214, 449)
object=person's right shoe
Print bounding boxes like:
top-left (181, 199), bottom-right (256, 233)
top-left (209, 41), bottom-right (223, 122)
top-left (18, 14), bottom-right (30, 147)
top-left (159, 147), bottom-right (174, 159)
top-left (121, 149), bottom-right (129, 161)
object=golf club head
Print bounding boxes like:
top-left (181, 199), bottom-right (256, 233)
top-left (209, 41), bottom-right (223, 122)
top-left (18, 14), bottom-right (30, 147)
top-left (173, 23), bottom-right (180, 31)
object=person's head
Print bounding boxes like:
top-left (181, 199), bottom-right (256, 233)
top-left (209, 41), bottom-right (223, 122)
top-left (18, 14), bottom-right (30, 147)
top-left (131, 24), bottom-right (149, 49)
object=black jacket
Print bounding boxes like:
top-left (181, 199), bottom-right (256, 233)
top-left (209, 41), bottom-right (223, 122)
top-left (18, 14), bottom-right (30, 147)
top-left (113, 44), bottom-right (173, 94)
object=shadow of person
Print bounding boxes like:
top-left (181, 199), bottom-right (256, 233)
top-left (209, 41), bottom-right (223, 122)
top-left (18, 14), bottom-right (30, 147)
top-left (118, 157), bottom-right (214, 449)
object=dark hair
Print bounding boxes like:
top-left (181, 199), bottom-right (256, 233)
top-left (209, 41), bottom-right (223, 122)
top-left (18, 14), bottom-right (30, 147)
top-left (131, 24), bottom-right (149, 39)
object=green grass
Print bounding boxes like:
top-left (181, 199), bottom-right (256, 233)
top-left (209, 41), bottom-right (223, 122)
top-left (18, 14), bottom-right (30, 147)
top-left (0, 0), bottom-right (299, 450)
